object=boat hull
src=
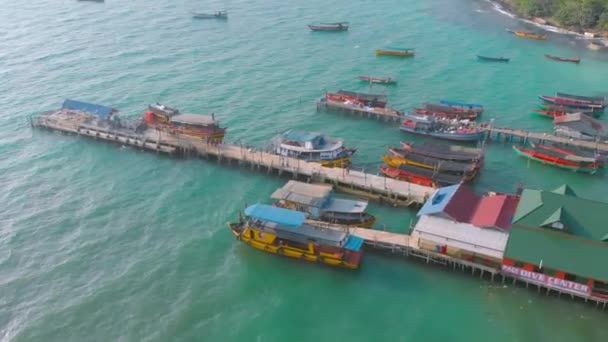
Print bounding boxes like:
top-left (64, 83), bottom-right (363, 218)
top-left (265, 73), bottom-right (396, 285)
top-left (308, 25), bottom-right (348, 31)
top-left (477, 55), bottom-right (510, 62)
top-left (228, 223), bottom-right (362, 269)
top-left (375, 50), bottom-right (414, 57)
top-left (512, 145), bottom-right (598, 174)
top-left (399, 126), bottom-right (482, 142)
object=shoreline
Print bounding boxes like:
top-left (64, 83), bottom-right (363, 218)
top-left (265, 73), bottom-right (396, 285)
top-left (485, 0), bottom-right (608, 42)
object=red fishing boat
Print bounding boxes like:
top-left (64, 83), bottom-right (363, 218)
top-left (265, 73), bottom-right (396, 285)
top-left (530, 109), bottom-right (567, 119)
top-left (513, 144), bottom-right (599, 173)
top-left (379, 164), bottom-right (464, 187)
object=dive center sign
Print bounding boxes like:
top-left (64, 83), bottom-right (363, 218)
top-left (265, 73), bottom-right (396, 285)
top-left (501, 265), bottom-right (591, 296)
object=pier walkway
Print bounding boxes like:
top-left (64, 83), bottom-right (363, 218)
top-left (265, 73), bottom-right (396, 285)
top-left (483, 126), bottom-right (608, 152)
top-left (32, 113), bottom-right (433, 207)
top-left (316, 98), bottom-right (404, 123)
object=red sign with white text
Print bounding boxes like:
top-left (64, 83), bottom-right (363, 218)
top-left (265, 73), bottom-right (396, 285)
top-left (501, 265), bottom-right (591, 296)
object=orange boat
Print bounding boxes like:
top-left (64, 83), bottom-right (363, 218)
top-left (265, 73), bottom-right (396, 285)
top-left (506, 29), bottom-right (546, 40)
top-left (375, 47), bottom-right (415, 57)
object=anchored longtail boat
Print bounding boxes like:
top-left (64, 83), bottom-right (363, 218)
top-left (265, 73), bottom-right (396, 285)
top-left (506, 29), bottom-right (546, 40)
top-left (143, 103), bottom-right (226, 142)
top-left (357, 76), bottom-right (397, 85)
top-left (271, 181), bottom-right (376, 228)
top-left (530, 109), bottom-right (567, 119)
top-left (386, 149), bottom-right (479, 175)
top-left (477, 55), bottom-right (510, 62)
top-left (308, 22), bottom-right (349, 31)
top-left (228, 204), bottom-right (364, 269)
top-left (326, 90), bottom-right (388, 108)
top-left (536, 103), bottom-right (600, 117)
top-left (545, 54), bottom-right (581, 64)
top-left (268, 129), bottom-right (356, 168)
top-left (414, 103), bottom-right (479, 121)
top-left (399, 141), bottom-right (484, 162)
top-left (439, 100), bottom-right (484, 114)
top-left (399, 114), bottom-right (483, 142)
top-left (555, 92), bottom-right (606, 106)
top-left (513, 144), bottom-right (600, 173)
top-left (192, 10), bottom-right (228, 19)
top-left (379, 164), bottom-right (464, 187)
top-left (375, 47), bottom-right (415, 57)
top-left (538, 95), bottom-right (605, 110)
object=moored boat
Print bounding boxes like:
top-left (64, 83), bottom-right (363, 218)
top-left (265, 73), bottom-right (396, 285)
top-left (399, 114), bottom-right (483, 142)
top-left (414, 103), bottom-right (479, 121)
top-left (439, 100), bottom-right (484, 114)
top-left (536, 103), bottom-right (600, 117)
top-left (271, 181), bottom-right (376, 228)
top-left (530, 109), bottom-right (567, 119)
top-left (268, 129), bottom-right (356, 168)
top-left (308, 22), bottom-right (349, 31)
top-left (143, 103), bottom-right (226, 142)
top-left (555, 92), bottom-right (605, 106)
top-left (228, 204), bottom-right (364, 269)
top-left (506, 29), bottom-right (547, 40)
top-left (386, 148), bottom-right (479, 175)
top-left (379, 164), bottom-right (464, 187)
top-left (192, 10), bottom-right (228, 19)
top-left (544, 54), bottom-right (581, 64)
top-left (399, 141), bottom-right (484, 162)
top-left (375, 47), bottom-right (415, 57)
top-left (513, 144), bottom-right (599, 173)
top-left (357, 75), bottom-right (397, 85)
top-left (477, 55), bottom-right (510, 62)
top-left (326, 90), bottom-right (388, 108)
top-left (538, 95), bottom-right (605, 110)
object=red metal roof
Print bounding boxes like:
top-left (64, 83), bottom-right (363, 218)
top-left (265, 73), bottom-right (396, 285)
top-left (443, 185), bottom-right (480, 222)
top-left (470, 194), bottom-right (519, 230)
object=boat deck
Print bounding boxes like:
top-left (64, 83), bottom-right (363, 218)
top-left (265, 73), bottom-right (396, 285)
top-left (483, 126), bottom-right (608, 152)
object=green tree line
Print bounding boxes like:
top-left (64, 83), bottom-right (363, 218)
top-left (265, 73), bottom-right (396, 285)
top-left (512, 0), bottom-right (608, 30)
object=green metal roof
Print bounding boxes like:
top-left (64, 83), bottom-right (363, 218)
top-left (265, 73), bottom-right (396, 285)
top-left (505, 227), bottom-right (608, 282)
top-left (506, 186), bottom-right (608, 281)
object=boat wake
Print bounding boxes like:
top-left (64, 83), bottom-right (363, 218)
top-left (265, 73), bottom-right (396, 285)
top-left (486, 0), bottom-right (515, 18)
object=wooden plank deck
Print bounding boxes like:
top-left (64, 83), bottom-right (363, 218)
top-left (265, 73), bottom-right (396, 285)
top-left (317, 98), bottom-right (404, 123)
top-left (483, 126), bottom-right (608, 151)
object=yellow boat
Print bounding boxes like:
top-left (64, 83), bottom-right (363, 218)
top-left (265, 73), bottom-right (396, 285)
top-left (507, 29), bottom-right (547, 40)
top-left (271, 180), bottom-right (377, 228)
top-left (382, 155), bottom-right (478, 181)
top-left (375, 47), bottom-right (415, 57)
top-left (228, 204), bottom-right (364, 269)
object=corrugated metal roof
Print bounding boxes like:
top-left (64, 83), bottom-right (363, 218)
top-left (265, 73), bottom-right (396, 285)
top-left (469, 194), bottom-right (519, 230)
top-left (412, 215), bottom-right (509, 259)
top-left (170, 113), bottom-right (217, 126)
top-left (244, 204), bottom-right (305, 227)
top-left (62, 99), bottom-right (115, 119)
top-left (271, 181), bottom-right (332, 207)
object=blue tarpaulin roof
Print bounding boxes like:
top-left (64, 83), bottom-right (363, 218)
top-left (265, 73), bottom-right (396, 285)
top-left (440, 100), bottom-right (483, 108)
top-left (417, 184), bottom-right (461, 217)
top-left (244, 204), bottom-right (305, 227)
top-left (62, 99), bottom-right (115, 120)
top-left (343, 235), bottom-right (364, 251)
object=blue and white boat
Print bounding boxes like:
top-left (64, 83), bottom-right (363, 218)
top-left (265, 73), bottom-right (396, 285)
top-left (269, 129), bottom-right (356, 167)
top-left (399, 114), bottom-right (483, 142)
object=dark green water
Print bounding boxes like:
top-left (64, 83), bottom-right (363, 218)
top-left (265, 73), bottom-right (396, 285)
top-left (1, 0), bottom-right (607, 340)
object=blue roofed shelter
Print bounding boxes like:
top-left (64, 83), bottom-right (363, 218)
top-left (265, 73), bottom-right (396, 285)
top-left (244, 204), bottom-right (305, 227)
top-left (62, 99), bottom-right (116, 120)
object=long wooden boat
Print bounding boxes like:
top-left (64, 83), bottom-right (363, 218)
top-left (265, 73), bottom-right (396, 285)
top-left (308, 22), bottom-right (349, 31)
top-left (144, 103), bottom-right (226, 142)
top-left (544, 54), bottom-right (580, 64)
top-left (375, 47), bottom-right (415, 57)
top-left (555, 92), bottom-right (605, 106)
top-left (272, 181), bottom-right (376, 228)
top-left (538, 95), bottom-right (605, 110)
top-left (228, 204), bottom-right (364, 269)
top-left (477, 55), bottom-right (510, 62)
top-left (536, 103), bottom-right (600, 117)
top-left (192, 10), bottom-right (228, 19)
top-left (399, 114), bottom-right (483, 142)
top-left (414, 103), bottom-right (479, 121)
top-left (399, 141), bottom-right (484, 162)
top-left (532, 142), bottom-right (603, 165)
top-left (386, 148), bottom-right (479, 174)
top-left (379, 164), bottom-right (464, 187)
top-left (357, 76), bottom-right (397, 85)
top-left (439, 100), bottom-right (484, 113)
top-left (530, 109), bottom-right (567, 119)
top-left (326, 90), bottom-right (388, 108)
top-left (512, 144), bottom-right (599, 174)
top-left (506, 29), bottom-right (546, 40)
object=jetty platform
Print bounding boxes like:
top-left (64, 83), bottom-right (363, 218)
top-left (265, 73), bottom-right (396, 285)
top-left (483, 126), bottom-right (608, 152)
top-left (31, 111), bottom-right (433, 207)
top-left (316, 98), bottom-right (404, 123)
top-left (346, 227), bottom-right (608, 309)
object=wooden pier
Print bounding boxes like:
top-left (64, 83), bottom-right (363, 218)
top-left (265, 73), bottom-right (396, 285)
top-left (483, 126), bottom-right (608, 152)
top-left (316, 98), bottom-right (404, 123)
top-left (31, 112), bottom-right (433, 207)
top-left (347, 227), bottom-right (608, 309)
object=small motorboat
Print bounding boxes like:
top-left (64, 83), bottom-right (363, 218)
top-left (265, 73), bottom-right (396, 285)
top-left (375, 47), bottom-right (415, 57)
top-left (357, 76), bottom-right (397, 85)
top-left (544, 54), bottom-right (580, 64)
top-left (506, 29), bottom-right (546, 40)
top-left (192, 10), bottom-right (228, 19)
top-left (308, 22), bottom-right (349, 31)
top-left (477, 55), bottom-right (510, 62)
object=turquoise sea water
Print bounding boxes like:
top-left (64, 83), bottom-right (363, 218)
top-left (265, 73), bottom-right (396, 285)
top-left (2, 0), bottom-right (608, 340)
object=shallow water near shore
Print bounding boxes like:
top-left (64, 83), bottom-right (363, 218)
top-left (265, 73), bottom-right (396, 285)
top-left (1, 0), bottom-right (608, 341)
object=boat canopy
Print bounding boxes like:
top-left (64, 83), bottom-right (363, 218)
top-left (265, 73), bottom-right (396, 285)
top-left (245, 204), bottom-right (305, 227)
top-left (62, 99), bottom-right (115, 120)
top-left (343, 236), bottom-right (364, 252)
top-left (440, 100), bottom-right (483, 109)
top-left (337, 90), bottom-right (387, 103)
top-left (170, 113), bottom-right (218, 126)
top-left (271, 180), bottom-right (332, 207)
